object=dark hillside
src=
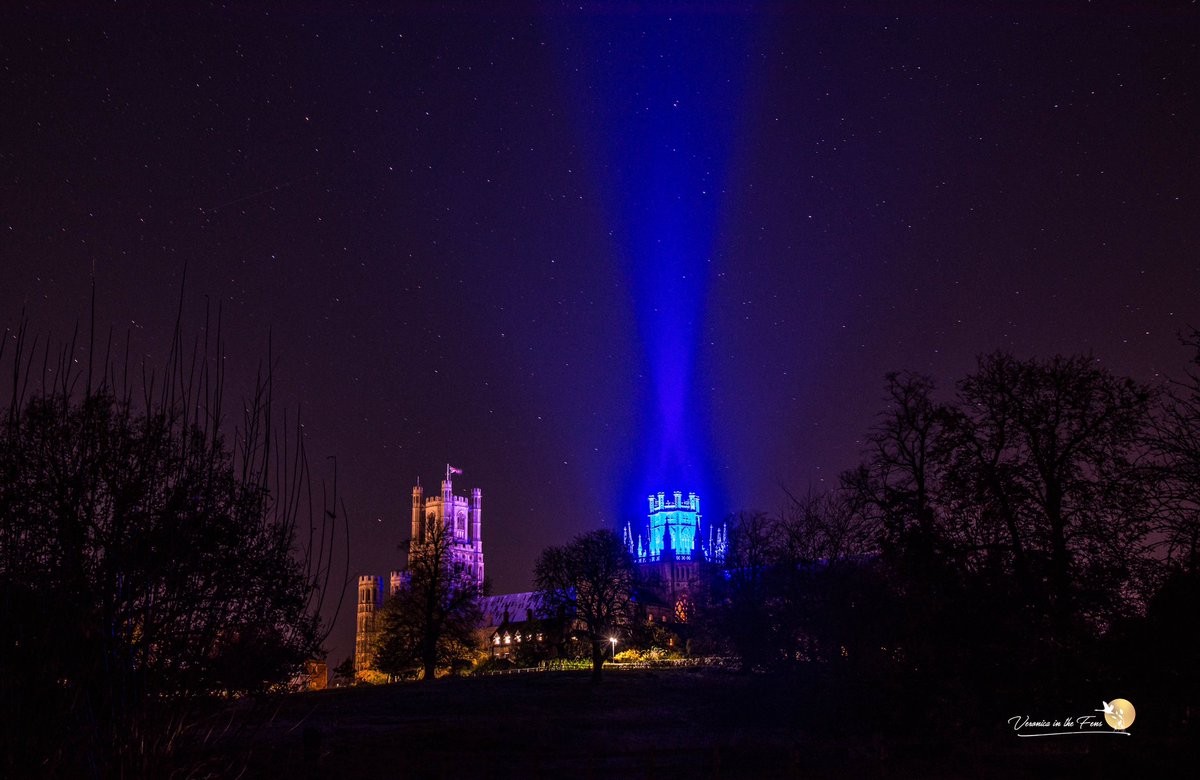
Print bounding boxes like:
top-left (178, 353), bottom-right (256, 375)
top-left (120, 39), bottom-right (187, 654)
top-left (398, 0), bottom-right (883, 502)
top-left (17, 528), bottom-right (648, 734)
top-left (191, 669), bottom-right (1191, 779)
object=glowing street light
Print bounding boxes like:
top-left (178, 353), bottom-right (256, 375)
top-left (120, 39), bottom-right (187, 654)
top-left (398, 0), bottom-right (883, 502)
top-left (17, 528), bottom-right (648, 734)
top-left (609, 636), bottom-right (617, 663)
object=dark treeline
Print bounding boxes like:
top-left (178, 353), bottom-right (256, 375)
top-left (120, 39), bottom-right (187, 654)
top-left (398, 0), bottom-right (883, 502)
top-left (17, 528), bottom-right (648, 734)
top-left (696, 343), bottom-right (1200, 739)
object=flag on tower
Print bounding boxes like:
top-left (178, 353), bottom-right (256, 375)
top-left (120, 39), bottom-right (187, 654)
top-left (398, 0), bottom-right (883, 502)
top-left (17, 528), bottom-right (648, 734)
top-left (448, 465), bottom-right (463, 476)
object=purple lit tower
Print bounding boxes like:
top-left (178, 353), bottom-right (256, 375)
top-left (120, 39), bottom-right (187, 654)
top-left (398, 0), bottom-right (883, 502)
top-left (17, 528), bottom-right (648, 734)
top-left (409, 464), bottom-right (485, 587)
top-left (354, 464), bottom-right (485, 677)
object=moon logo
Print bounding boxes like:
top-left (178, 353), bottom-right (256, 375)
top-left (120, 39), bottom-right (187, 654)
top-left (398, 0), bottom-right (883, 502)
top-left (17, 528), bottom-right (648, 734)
top-left (1103, 699), bottom-right (1136, 730)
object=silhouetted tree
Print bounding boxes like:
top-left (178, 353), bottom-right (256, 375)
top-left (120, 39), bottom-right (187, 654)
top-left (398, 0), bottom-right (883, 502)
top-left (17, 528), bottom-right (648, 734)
top-left (833, 352), bottom-right (1160, 714)
top-left (1149, 329), bottom-right (1200, 573)
top-left (712, 511), bottom-right (783, 672)
top-left (778, 488), bottom-right (879, 566)
top-left (772, 491), bottom-right (886, 665)
top-left (838, 373), bottom-right (988, 709)
top-left (703, 498), bottom-right (895, 675)
top-left (950, 352), bottom-right (1155, 635)
top-left (534, 529), bottom-right (634, 681)
top-left (857, 372), bottom-right (949, 555)
top-left (331, 656), bottom-right (356, 687)
top-left (0, 312), bottom-right (343, 778)
top-left (374, 517), bottom-right (482, 681)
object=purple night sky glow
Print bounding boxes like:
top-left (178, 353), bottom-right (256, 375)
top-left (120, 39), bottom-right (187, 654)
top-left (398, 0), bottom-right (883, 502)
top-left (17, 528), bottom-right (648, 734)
top-left (3, 3), bottom-right (1198, 664)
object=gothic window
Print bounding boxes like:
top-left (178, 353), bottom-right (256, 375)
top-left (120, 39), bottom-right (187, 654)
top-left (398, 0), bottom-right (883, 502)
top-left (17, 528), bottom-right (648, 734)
top-left (675, 593), bottom-right (692, 623)
top-left (455, 511), bottom-right (467, 539)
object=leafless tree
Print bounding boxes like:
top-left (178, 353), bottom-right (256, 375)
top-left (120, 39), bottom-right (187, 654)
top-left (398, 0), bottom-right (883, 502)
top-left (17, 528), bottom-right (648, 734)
top-left (374, 517), bottom-right (482, 681)
top-left (1148, 330), bottom-right (1200, 573)
top-left (534, 529), bottom-right (634, 681)
top-left (951, 352), bottom-right (1155, 630)
top-left (856, 372), bottom-right (949, 552)
top-left (778, 488), bottom-right (879, 566)
top-left (0, 291), bottom-right (346, 777)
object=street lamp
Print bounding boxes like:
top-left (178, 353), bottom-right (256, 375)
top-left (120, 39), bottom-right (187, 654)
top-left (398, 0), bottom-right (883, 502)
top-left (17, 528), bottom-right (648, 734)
top-left (609, 636), bottom-right (617, 663)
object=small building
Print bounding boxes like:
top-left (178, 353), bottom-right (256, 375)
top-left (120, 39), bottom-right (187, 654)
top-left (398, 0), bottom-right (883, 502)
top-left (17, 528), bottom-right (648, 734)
top-left (488, 619), bottom-right (547, 659)
top-left (298, 659), bottom-right (328, 691)
top-left (479, 592), bottom-right (546, 659)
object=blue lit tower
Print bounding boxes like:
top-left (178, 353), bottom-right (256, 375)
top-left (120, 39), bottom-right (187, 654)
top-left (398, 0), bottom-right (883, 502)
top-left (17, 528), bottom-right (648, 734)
top-left (623, 490), bottom-right (727, 623)
top-left (623, 490), bottom-right (726, 565)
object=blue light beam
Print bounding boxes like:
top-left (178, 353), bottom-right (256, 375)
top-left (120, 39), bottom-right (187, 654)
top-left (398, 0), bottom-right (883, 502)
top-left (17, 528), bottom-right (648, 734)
top-left (551, 10), bottom-right (762, 516)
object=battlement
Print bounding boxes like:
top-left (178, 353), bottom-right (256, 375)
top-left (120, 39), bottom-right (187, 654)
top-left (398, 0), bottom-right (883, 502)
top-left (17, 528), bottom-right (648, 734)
top-left (426, 494), bottom-right (471, 505)
top-left (647, 490), bottom-right (700, 514)
top-left (358, 574), bottom-right (381, 586)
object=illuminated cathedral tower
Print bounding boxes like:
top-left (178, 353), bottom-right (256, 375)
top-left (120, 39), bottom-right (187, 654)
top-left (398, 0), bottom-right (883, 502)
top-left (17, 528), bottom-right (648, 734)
top-left (623, 490), bottom-right (727, 622)
top-left (354, 464), bottom-right (485, 677)
top-left (410, 464), bottom-right (485, 587)
top-left (354, 575), bottom-right (383, 673)
top-left (623, 490), bottom-right (726, 565)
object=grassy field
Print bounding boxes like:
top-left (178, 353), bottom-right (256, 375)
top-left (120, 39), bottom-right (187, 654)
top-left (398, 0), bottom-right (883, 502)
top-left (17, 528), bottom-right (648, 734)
top-left (190, 668), bottom-right (1192, 779)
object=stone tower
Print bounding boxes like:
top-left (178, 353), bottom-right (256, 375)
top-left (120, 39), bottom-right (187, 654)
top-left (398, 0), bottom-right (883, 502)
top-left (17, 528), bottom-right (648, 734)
top-left (409, 465), bottom-right (485, 587)
top-left (354, 575), bottom-right (383, 675)
top-left (625, 490), bottom-right (725, 565)
top-left (354, 464), bottom-right (485, 676)
top-left (623, 490), bottom-right (727, 620)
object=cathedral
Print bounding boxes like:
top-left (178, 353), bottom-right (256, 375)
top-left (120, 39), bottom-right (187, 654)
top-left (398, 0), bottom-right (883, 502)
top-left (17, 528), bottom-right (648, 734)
top-left (354, 462), bottom-right (726, 674)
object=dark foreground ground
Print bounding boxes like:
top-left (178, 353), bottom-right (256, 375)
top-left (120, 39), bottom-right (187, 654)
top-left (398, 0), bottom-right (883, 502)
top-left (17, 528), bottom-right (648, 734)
top-left (189, 668), bottom-right (1193, 779)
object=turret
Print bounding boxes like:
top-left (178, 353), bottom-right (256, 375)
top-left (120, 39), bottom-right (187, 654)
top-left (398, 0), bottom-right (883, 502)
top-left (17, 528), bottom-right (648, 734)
top-left (411, 483), bottom-right (423, 544)
top-left (357, 574), bottom-right (382, 610)
top-left (471, 488), bottom-right (482, 550)
top-left (355, 574), bottom-right (383, 673)
top-left (471, 487), bottom-right (484, 584)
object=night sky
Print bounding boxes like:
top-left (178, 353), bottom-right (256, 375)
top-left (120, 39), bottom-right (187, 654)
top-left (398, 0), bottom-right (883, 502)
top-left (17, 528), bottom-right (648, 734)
top-left (4, 2), bottom-right (1198, 663)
